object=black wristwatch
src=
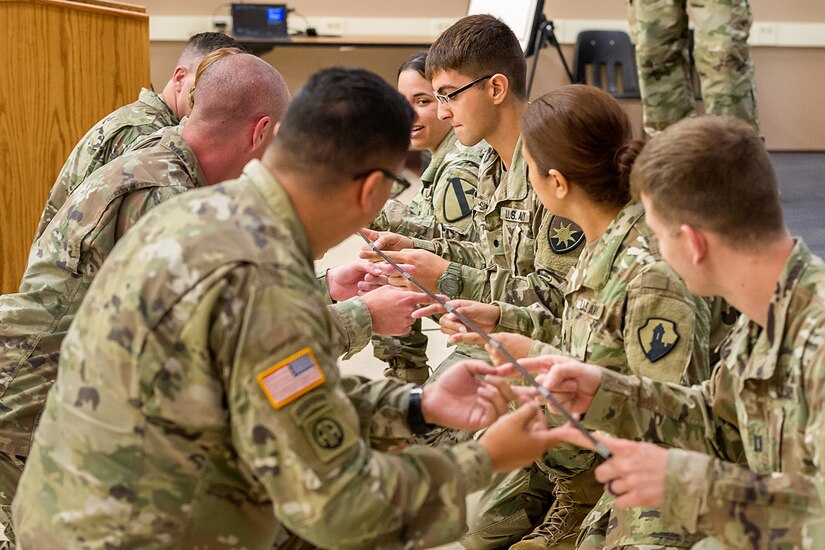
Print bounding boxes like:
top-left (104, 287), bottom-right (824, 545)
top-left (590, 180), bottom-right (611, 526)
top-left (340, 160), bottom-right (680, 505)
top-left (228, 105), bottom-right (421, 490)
top-left (436, 262), bottom-right (463, 299)
top-left (408, 386), bottom-right (436, 435)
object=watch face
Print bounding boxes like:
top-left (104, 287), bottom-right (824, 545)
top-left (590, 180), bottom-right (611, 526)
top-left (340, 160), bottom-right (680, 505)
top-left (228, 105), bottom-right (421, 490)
top-left (440, 276), bottom-right (461, 296)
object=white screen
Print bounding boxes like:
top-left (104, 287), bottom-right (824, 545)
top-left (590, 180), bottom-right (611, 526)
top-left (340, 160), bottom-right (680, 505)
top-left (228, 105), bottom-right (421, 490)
top-left (466, 0), bottom-right (541, 52)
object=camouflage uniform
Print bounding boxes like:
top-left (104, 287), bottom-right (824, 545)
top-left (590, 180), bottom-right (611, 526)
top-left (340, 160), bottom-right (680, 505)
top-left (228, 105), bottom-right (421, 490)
top-left (33, 88), bottom-right (178, 241)
top-left (12, 160), bottom-right (495, 548)
top-left (579, 238), bottom-right (825, 548)
top-left (628, 0), bottom-right (760, 135)
top-left (0, 126), bottom-right (204, 542)
top-left (465, 203), bottom-right (711, 549)
top-left (370, 130), bottom-right (482, 383)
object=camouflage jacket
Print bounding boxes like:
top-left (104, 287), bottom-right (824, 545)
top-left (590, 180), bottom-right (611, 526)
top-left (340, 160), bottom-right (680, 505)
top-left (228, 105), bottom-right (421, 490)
top-left (413, 137), bottom-right (583, 313)
top-left (582, 239), bottom-right (825, 547)
top-left (33, 88), bottom-right (178, 240)
top-left (499, 202), bottom-right (711, 547)
top-left (370, 129), bottom-right (482, 240)
top-left (12, 160), bottom-right (494, 549)
top-left (0, 126), bottom-right (204, 456)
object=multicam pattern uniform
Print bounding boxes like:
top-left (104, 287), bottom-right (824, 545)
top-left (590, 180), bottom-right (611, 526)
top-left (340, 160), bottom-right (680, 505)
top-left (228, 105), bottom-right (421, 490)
top-left (627, 0), bottom-right (760, 135)
top-left (579, 239), bottom-right (825, 548)
top-left (0, 126), bottom-right (205, 536)
top-left (12, 160), bottom-right (495, 548)
top-left (468, 203), bottom-right (711, 548)
top-left (369, 130), bottom-right (483, 383)
top-left (33, 88), bottom-right (178, 241)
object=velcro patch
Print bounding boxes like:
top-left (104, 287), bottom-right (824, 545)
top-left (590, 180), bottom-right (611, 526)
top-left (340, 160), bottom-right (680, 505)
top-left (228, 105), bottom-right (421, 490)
top-left (501, 207), bottom-right (531, 224)
top-left (638, 318), bottom-right (680, 362)
top-left (548, 215), bottom-right (585, 254)
top-left (256, 348), bottom-right (326, 409)
top-left (442, 177), bottom-right (476, 222)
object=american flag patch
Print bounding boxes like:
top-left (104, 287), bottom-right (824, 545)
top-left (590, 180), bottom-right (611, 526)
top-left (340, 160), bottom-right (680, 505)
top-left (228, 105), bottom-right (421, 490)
top-left (256, 348), bottom-right (326, 409)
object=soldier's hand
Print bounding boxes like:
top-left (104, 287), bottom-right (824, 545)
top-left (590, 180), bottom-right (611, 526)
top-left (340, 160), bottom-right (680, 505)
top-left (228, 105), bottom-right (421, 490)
top-left (422, 360), bottom-right (521, 431)
top-left (548, 426), bottom-right (667, 508)
top-left (369, 249), bottom-right (450, 294)
top-left (327, 260), bottom-right (410, 301)
top-left (449, 332), bottom-right (533, 366)
top-left (412, 300), bottom-right (500, 335)
top-left (496, 355), bottom-right (603, 416)
top-left (359, 228), bottom-right (414, 254)
top-left (359, 286), bottom-right (436, 336)
top-left (478, 404), bottom-right (565, 472)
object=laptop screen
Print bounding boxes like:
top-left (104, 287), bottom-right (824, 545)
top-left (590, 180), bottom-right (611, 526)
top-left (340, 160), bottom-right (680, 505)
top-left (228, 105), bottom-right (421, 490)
top-left (232, 4), bottom-right (288, 39)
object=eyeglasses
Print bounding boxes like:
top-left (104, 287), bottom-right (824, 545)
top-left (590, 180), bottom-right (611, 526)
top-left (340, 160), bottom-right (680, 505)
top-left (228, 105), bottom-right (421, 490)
top-left (434, 74), bottom-right (494, 105)
top-left (353, 168), bottom-right (412, 195)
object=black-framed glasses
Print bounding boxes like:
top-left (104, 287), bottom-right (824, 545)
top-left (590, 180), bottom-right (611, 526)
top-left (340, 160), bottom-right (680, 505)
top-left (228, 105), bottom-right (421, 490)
top-left (353, 168), bottom-right (412, 195)
top-left (434, 74), bottom-right (494, 105)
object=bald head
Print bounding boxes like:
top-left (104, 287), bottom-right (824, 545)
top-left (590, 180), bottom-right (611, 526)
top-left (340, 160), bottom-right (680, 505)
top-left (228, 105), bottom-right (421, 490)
top-left (189, 53), bottom-right (290, 132)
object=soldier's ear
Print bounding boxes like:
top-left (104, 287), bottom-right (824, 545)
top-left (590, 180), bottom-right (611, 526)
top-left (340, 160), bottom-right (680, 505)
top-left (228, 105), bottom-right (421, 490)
top-left (355, 170), bottom-right (390, 217)
top-left (548, 169), bottom-right (569, 200)
top-left (489, 74), bottom-right (509, 105)
top-left (682, 224), bottom-right (707, 265)
top-left (172, 66), bottom-right (188, 92)
top-left (251, 116), bottom-right (273, 151)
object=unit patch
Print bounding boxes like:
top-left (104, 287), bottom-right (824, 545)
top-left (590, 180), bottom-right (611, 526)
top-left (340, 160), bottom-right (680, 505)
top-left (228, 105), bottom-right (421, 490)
top-left (638, 318), bottom-right (680, 362)
top-left (548, 216), bottom-right (585, 253)
top-left (256, 347), bottom-right (325, 409)
top-left (442, 177), bottom-right (476, 222)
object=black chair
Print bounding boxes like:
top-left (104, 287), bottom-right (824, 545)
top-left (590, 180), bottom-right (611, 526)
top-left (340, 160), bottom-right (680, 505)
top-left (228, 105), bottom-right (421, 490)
top-left (572, 30), bottom-right (640, 99)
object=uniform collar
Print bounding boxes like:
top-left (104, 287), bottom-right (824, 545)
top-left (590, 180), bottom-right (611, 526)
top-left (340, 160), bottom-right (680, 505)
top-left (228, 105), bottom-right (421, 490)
top-left (420, 128), bottom-right (456, 185)
top-left (138, 87), bottom-right (179, 125)
top-left (157, 126), bottom-right (208, 187)
top-left (566, 202), bottom-right (645, 294)
top-left (242, 160), bottom-right (314, 266)
top-left (480, 135), bottom-right (528, 203)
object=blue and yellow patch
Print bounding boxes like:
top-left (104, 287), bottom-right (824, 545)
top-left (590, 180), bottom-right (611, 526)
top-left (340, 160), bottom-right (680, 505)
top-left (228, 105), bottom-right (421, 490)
top-left (638, 318), bottom-right (680, 362)
top-left (548, 215), bottom-right (585, 254)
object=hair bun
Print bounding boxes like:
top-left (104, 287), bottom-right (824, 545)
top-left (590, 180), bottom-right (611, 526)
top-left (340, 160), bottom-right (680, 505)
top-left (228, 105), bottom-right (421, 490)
top-left (616, 139), bottom-right (645, 192)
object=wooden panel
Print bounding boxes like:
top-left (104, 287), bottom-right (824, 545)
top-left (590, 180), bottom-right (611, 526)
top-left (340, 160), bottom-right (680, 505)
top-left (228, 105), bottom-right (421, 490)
top-left (0, 1), bottom-right (150, 293)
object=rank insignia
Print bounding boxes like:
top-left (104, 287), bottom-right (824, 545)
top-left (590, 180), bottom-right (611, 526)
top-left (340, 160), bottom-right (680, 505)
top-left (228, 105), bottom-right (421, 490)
top-left (638, 318), bottom-right (680, 362)
top-left (548, 215), bottom-right (585, 253)
top-left (442, 177), bottom-right (476, 222)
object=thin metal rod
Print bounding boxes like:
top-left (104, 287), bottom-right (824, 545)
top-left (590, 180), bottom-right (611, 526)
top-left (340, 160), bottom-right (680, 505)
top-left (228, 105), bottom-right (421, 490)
top-left (358, 231), bottom-right (612, 460)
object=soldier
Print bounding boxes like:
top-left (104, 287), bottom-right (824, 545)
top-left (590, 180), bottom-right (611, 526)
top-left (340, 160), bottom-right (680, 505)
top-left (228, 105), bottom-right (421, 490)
top-left (361, 14), bottom-right (585, 374)
top-left (418, 86), bottom-right (711, 549)
top-left (514, 115), bottom-right (825, 548)
top-left (370, 51), bottom-right (484, 384)
top-left (0, 50), bottom-right (290, 542)
top-left (12, 67), bottom-right (564, 548)
top-left (627, 0), bottom-right (760, 135)
top-left (32, 32), bottom-right (241, 243)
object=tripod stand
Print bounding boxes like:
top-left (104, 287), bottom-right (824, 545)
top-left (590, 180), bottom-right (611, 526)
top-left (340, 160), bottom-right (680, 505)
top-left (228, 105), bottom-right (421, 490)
top-left (527, 16), bottom-right (574, 97)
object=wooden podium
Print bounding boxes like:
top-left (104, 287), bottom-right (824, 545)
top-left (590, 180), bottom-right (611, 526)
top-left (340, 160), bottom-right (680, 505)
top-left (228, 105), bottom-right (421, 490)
top-left (0, 0), bottom-right (150, 293)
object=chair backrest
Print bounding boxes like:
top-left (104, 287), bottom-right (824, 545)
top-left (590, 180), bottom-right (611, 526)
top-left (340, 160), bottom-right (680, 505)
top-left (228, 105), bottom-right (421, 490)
top-left (573, 30), bottom-right (640, 99)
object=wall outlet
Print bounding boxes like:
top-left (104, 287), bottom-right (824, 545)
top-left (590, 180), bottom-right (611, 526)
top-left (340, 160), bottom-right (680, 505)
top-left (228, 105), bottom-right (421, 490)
top-left (430, 18), bottom-right (456, 36)
top-left (317, 17), bottom-right (347, 36)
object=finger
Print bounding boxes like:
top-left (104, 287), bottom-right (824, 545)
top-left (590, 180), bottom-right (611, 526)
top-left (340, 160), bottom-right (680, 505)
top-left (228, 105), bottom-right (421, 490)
top-left (439, 315), bottom-right (467, 336)
top-left (511, 402), bottom-right (541, 429)
top-left (399, 292), bottom-right (437, 306)
top-left (359, 228), bottom-right (380, 242)
top-left (477, 384), bottom-right (509, 417)
top-left (447, 332), bottom-right (485, 345)
top-left (459, 360), bottom-right (497, 376)
top-left (374, 262), bottom-right (416, 276)
top-left (543, 423), bottom-right (606, 453)
top-left (495, 355), bottom-right (570, 378)
top-left (482, 374), bottom-right (518, 403)
top-left (412, 303), bottom-right (447, 318)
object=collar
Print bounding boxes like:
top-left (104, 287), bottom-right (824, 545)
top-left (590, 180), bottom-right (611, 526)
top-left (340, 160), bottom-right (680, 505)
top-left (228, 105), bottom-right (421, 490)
top-left (420, 128), bottom-right (457, 185)
top-left (157, 126), bottom-right (208, 187)
top-left (480, 135), bottom-right (528, 204)
top-left (566, 202), bottom-right (646, 294)
top-left (242, 160), bottom-right (314, 267)
top-left (138, 88), bottom-right (179, 125)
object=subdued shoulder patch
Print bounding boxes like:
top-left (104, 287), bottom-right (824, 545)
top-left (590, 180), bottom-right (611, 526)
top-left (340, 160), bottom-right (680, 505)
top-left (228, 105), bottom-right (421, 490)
top-left (256, 347), bottom-right (326, 410)
top-left (548, 215), bottom-right (585, 254)
top-left (442, 177), bottom-right (476, 222)
top-left (638, 318), bottom-right (680, 362)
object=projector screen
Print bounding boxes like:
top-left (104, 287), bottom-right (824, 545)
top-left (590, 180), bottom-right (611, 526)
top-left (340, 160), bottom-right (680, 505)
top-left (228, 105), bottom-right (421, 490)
top-left (466, 0), bottom-right (544, 55)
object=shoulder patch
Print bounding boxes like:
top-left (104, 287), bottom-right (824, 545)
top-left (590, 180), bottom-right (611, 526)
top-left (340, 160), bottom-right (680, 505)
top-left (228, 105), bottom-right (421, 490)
top-left (256, 347), bottom-right (326, 410)
top-left (442, 177), bottom-right (476, 222)
top-left (548, 215), bottom-right (585, 254)
top-left (638, 318), bottom-right (680, 362)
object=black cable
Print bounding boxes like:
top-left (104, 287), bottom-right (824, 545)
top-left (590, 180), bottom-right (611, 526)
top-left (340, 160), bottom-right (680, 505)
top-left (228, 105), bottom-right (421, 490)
top-left (287, 8), bottom-right (317, 37)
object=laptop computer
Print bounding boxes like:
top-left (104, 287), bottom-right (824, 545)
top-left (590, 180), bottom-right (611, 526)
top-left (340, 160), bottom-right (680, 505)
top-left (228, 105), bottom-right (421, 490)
top-left (232, 3), bottom-right (291, 42)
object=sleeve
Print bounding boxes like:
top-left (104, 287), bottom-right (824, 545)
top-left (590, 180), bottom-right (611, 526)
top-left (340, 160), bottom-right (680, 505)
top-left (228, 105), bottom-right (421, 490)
top-left (622, 269), bottom-right (708, 385)
top-left (412, 236), bottom-right (488, 269)
top-left (228, 282), bottom-right (494, 549)
top-left (659, 343), bottom-right (825, 545)
top-left (585, 365), bottom-right (744, 461)
top-left (327, 298), bottom-right (373, 359)
top-left (114, 186), bottom-right (188, 240)
top-left (494, 301), bottom-right (562, 344)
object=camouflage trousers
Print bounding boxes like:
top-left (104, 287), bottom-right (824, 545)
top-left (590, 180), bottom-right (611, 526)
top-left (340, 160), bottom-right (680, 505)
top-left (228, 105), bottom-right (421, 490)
top-left (373, 318), bottom-right (430, 384)
top-left (627, 0), bottom-right (760, 135)
top-left (0, 452), bottom-right (24, 549)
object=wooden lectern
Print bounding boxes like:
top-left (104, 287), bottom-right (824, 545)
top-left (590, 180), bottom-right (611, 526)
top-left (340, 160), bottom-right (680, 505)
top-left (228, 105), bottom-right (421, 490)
top-left (0, 0), bottom-right (150, 293)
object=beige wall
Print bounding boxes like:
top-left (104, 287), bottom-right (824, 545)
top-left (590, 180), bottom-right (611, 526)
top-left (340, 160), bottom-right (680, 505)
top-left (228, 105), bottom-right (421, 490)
top-left (147, 0), bottom-right (825, 150)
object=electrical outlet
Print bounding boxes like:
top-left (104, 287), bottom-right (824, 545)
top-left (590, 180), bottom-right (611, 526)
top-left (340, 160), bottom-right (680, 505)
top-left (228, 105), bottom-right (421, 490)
top-left (751, 22), bottom-right (779, 46)
top-left (317, 17), bottom-right (346, 36)
top-left (430, 18), bottom-right (456, 37)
